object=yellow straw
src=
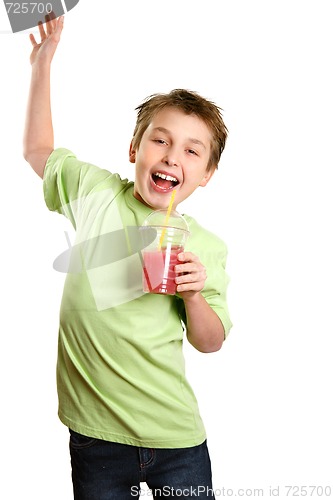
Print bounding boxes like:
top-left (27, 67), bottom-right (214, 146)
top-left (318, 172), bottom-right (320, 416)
top-left (158, 190), bottom-right (176, 250)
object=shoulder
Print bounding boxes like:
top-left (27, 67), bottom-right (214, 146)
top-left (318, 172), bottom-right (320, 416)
top-left (45, 147), bottom-right (131, 193)
top-left (183, 214), bottom-right (228, 254)
top-left (182, 214), bottom-right (228, 269)
top-left (43, 148), bottom-right (132, 216)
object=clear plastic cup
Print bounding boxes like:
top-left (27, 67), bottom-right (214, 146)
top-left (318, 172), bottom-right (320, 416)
top-left (140, 210), bottom-right (190, 295)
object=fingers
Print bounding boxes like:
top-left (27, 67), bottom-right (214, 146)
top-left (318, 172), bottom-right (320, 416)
top-left (48, 10), bottom-right (57, 21)
top-left (177, 251), bottom-right (199, 264)
top-left (56, 16), bottom-right (65, 32)
top-left (55, 16), bottom-right (65, 37)
top-left (29, 33), bottom-right (38, 47)
top-left (37, 20), bottom-right (47, 42)
top-left (45, 16), bottom-right (53, 36)
top-left (175, 265), bottom-right (206, 284)
top-left (45, 11), bottom-right (58, 33)
top-left (175, 252), bottom-right (207, 292)
top-left (175, 252), bottom-right (202, 275)
top-left (34, 14), bottom-right (64, 43)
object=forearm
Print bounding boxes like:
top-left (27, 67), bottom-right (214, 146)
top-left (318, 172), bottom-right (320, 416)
top-left (183, 293), bottom-right (225, 353)
top-left (23, 63), bottom-right (54, 177)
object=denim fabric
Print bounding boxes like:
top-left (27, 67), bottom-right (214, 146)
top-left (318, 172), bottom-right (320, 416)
top-left (69, 429), bottom-right (215, 499)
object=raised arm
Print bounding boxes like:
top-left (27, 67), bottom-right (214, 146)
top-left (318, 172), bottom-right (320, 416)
top-left (23, 15), bottom-right (64, 178)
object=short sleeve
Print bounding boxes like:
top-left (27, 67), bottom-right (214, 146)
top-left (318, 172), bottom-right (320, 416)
top-left (200, 240), bottom-right (233, 338)
top-left (43, 148), bottom-right (127, 228)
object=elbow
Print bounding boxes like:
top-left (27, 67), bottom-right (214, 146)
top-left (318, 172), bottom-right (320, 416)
top-left (210, 339), bottom-right (224, 353)
top-left (186, 319), bottom-right (226, 353)
top-left (22, 141), bottom-right (35, 162)
top-left (200, 339), bottom-right (224, 353)
top-left (202, 324), bottom-right (225, 353)
top-left (22, 147), bottom-right (53, 179)
top-left (190, 335), bottom-right (224, 354)
top-left (22, 147), bottom-right (35, 166)
top-left (23, 147), bottom-right (30, 162)
top-left (23, 153), bottom-right (34, 167)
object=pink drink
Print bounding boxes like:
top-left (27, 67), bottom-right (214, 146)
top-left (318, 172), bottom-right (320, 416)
top-left (143, 245), bottom-right (184, 295)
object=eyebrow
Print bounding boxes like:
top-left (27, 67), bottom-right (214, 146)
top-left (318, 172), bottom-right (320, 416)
top-left (152, 127), bottom-right (207, 150)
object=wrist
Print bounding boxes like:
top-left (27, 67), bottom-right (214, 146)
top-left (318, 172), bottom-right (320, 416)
top-left (31, 59), bottom-right (52, 74)
top-left (180, 290), bottom-right (202, 305)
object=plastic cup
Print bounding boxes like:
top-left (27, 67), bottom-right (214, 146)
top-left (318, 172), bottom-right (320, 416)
top-left (140, 210), bottom-right (190, 295)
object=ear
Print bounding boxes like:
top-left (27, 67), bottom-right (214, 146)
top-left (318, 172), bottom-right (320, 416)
top-left (129, 142), bottom-right (136, 163)
top-left (199, 167), bottom-right (216, 187)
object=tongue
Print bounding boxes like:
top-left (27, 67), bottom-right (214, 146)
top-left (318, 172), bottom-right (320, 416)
top-left (154, 177), bottom-right (173, 189)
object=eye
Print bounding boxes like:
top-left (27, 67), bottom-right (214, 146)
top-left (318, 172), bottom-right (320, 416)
top-left (187, 149), bottom-right (198, 156)
top-left (153, 139), bottom-right (168, 145)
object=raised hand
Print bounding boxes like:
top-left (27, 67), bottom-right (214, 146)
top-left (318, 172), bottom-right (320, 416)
top-left (29, 14), bottom-right (64, 66)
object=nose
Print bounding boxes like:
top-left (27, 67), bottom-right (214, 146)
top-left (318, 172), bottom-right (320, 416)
top-left (162, 150), bottom-right (179, 167)
top-left (164, 157), bottom-right (177, 167)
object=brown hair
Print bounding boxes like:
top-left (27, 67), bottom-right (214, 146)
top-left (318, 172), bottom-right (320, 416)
top-left (132, 89), bottom-right (228, 172)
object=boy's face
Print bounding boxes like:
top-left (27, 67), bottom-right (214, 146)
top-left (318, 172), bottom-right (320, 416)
top-left (129, 108), bottom-right (215, 210)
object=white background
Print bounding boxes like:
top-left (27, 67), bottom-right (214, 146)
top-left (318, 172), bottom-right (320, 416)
top-left (1, 0), bottom-right (332, 498)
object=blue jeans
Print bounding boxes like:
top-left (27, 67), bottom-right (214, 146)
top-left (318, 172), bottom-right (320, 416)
top-left (69, 429), bottom-right (215, 499)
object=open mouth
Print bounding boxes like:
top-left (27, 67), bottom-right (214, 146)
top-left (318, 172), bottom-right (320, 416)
top-left (151, 171), bottom-right (180, 191)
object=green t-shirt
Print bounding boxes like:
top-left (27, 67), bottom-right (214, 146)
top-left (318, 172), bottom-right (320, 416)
top-left (43, 148), bottom-right (232, 448)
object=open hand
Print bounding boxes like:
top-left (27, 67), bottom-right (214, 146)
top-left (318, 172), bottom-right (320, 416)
top-left (175, 252), bottom-right (207, 298)
top-left (29, 14), bottom-right (64, 66)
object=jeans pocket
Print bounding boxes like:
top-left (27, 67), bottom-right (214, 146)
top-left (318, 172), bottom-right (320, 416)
top-left (69, 429), bottom-right (99, 449)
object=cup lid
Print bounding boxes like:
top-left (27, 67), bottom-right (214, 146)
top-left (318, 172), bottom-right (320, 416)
top-left (142, 209), bottom-right (189, 232)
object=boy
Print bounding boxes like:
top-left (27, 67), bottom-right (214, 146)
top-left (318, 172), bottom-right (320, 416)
top-left (24, 15), bottom-right (232, 499)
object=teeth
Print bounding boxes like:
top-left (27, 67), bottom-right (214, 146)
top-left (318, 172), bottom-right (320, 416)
top-left (154, 172), bottom-right (178, 182)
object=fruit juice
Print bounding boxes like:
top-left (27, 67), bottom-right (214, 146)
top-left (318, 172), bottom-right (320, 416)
top-left (143, 245), bottom-right (184, 295)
